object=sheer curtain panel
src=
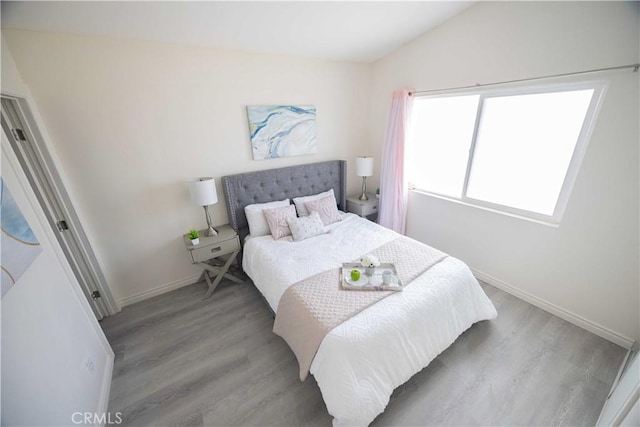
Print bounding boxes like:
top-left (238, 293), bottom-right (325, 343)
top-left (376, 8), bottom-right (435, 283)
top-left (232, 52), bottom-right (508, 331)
top-left (378, 89), bottom-right (413, 234)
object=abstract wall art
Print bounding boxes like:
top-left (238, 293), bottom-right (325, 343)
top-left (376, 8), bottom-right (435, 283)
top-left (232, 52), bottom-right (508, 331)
top-left (1, 177), bottom-right (42, 298)
top-left (247, 105), bottom-right (317, 160)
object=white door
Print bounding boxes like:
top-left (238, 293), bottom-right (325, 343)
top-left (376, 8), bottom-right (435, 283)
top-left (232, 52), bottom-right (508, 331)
top-left (597, 349), bottom-right (640, 426)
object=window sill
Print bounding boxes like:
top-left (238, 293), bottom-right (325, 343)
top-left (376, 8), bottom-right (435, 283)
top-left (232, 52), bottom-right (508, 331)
top-left (409, 188), bottom-right (560, 228)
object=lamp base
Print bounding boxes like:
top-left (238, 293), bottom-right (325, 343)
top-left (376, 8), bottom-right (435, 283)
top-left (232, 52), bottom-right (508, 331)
top-left (359, 176), bottom-right (369, 201)
top-left (203, 205), bottom-right (218, 237)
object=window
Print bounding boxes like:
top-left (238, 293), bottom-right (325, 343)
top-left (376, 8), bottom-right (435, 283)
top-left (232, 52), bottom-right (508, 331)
top-left (407, 81), bottom-right (606, 224)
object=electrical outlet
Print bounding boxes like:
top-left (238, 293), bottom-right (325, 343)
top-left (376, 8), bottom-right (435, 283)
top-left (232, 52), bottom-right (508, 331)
top-left (85, 357), bottom-right (95, 375)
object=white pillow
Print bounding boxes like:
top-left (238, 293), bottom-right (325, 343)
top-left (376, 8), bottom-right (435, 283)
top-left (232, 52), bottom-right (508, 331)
top-left (244, 198), bottom-right (290, 237)
top-left (287, 211), bottom-right (325, 241)
top-left (293, 189), bottom-right (335, 217)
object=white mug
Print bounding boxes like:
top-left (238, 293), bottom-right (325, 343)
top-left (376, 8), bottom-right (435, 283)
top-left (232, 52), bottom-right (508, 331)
top-left (382, 270), bottom-right (393, 285)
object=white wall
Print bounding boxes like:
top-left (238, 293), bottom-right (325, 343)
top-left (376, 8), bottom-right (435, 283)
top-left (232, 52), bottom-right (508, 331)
top-left (370, 1), bottom-right (639, 345)
top-left (1, 36), bottom-right (28, 95)
top-left (2, 30), bottom-right (372, 304)
top-left (1, 95), bottom-right (114, 424)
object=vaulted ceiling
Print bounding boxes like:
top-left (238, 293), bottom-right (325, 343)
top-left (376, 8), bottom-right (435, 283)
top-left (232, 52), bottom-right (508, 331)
top-left (1, 1), bottom-right (474, 63)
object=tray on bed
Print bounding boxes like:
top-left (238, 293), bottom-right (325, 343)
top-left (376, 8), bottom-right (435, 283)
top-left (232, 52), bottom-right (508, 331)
top-left (340, 263), bottom-right (403, 292)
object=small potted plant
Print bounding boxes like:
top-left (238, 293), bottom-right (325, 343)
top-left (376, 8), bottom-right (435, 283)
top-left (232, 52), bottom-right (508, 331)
top-left (188, 228), bottom-right (200, 246)
top-left (375, 188), bottom-right (380, 199)
top-left (360, 254), bottom-right (380, 276)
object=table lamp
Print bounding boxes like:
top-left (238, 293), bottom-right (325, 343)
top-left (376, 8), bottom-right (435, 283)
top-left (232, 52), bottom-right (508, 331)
top-left (188, 177), bottom-right (218, 236)
top-left (356, 156), bottom-right (374, 201)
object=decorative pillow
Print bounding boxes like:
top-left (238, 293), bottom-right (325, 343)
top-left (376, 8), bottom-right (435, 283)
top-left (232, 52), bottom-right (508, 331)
top-left (304, 194), bottom-right (342, 226)
top-left (244, 198), bottom-right (290, 237)
top-left (263, 205), bottom-right (296, 240)
top-left (293, 189), bottom-right (335, 217)
top-left (287, 211), bottom-right (325, 242)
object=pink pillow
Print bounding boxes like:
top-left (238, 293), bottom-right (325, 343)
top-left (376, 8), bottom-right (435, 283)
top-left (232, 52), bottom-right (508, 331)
top-left (263, 205), bottom-right (297, 240)
top-left (304, 195), bottom-right (342, 226)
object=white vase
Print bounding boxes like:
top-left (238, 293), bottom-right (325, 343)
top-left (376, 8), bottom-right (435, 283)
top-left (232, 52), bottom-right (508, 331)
top-left (191, 238), bottom-right (200, 246)
top-left (365, 267), bottom-right (375, 276)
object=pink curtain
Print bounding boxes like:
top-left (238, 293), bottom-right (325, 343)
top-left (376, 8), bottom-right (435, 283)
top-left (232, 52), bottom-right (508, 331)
top-left (378, 89), bottom-right (413, 234)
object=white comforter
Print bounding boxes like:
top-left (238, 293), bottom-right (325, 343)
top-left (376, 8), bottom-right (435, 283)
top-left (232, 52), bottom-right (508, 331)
top-left (243, 213), bottom-right (497, 426)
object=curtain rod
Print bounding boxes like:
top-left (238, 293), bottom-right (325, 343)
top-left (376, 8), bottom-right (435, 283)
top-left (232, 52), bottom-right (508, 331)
top-left (410, 63), bottom-right (640, 95)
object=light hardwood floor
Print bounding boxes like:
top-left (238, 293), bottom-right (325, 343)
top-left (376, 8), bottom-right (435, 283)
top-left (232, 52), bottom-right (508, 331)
top-left (101, 278), bottom-right (626, 426)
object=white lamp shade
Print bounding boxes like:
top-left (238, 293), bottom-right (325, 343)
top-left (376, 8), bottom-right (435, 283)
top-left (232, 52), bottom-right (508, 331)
top-left (188, 177), bottom-right (218, 206)
top-left (355, 157), bottom-right (374, 177)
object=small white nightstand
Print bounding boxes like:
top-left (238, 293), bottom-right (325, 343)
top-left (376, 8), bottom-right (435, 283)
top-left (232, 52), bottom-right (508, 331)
top-left (346, 193), bottom-right (378, 220)
top-left (183, 224), bottom-right (244, 299)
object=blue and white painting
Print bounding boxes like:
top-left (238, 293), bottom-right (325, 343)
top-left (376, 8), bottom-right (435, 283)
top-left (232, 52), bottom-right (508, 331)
top-left (247, 105), bottom-right (317, 160)
top-left (1, 177), bottom-right (42, 298)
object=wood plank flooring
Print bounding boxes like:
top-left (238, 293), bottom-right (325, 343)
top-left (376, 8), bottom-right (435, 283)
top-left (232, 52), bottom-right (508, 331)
top-left (101, 279), bottom-right (626, 426)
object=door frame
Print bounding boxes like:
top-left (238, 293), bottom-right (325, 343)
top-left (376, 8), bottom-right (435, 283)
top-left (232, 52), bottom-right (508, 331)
top-left (1, 94), bottom-right (120, 319)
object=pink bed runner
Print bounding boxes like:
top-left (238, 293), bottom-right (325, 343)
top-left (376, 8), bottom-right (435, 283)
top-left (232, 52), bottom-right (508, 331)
top-left (273, 235), bottom-right (447, 380)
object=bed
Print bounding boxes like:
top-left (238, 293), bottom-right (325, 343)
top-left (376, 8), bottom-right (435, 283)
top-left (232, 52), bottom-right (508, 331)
top-left (222, 160), bottom-right (497, 426)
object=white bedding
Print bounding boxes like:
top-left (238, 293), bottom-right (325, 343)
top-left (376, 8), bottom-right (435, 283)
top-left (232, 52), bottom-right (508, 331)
top-left (243, 213), bottom-right (497, 426)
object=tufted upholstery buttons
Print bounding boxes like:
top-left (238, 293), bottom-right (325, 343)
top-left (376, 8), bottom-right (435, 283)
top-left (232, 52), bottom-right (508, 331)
top-left (222, 160), bottom-right (346, 236)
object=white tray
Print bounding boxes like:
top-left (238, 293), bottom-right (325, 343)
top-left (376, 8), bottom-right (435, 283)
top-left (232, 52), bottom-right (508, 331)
top-left (340, 262), bottom-right (403, 292)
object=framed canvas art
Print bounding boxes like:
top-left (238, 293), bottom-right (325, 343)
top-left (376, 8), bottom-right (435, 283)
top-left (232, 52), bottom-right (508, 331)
top-left (1, 177), bottom-right (42, 297)
top-left (247, 105), bottom-right (317, 160)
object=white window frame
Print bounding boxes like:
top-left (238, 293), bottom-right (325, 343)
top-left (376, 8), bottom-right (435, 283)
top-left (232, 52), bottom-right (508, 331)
top-left (410, 80), bottom-right (608, 225)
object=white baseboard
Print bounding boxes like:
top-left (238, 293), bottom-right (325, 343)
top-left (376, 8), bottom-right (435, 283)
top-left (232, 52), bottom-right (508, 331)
top-left (472, 268), bottom-right (635, 349)
top-left (119, 273), bottom-right (202, 307)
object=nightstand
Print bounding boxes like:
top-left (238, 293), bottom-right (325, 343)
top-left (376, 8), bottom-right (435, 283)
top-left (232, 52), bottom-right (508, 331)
top-left (183, 224), bottom-right (244, 299)
top-left (346, 193), bottom-right (378, 221)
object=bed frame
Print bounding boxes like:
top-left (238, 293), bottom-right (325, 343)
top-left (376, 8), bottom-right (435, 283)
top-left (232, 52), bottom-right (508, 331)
top-left (222, 160), bottom-right (347, 243)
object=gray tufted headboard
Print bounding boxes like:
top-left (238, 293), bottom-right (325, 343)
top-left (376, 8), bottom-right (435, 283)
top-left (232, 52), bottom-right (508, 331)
top-left (222, 160), bottom-right (347, 243)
